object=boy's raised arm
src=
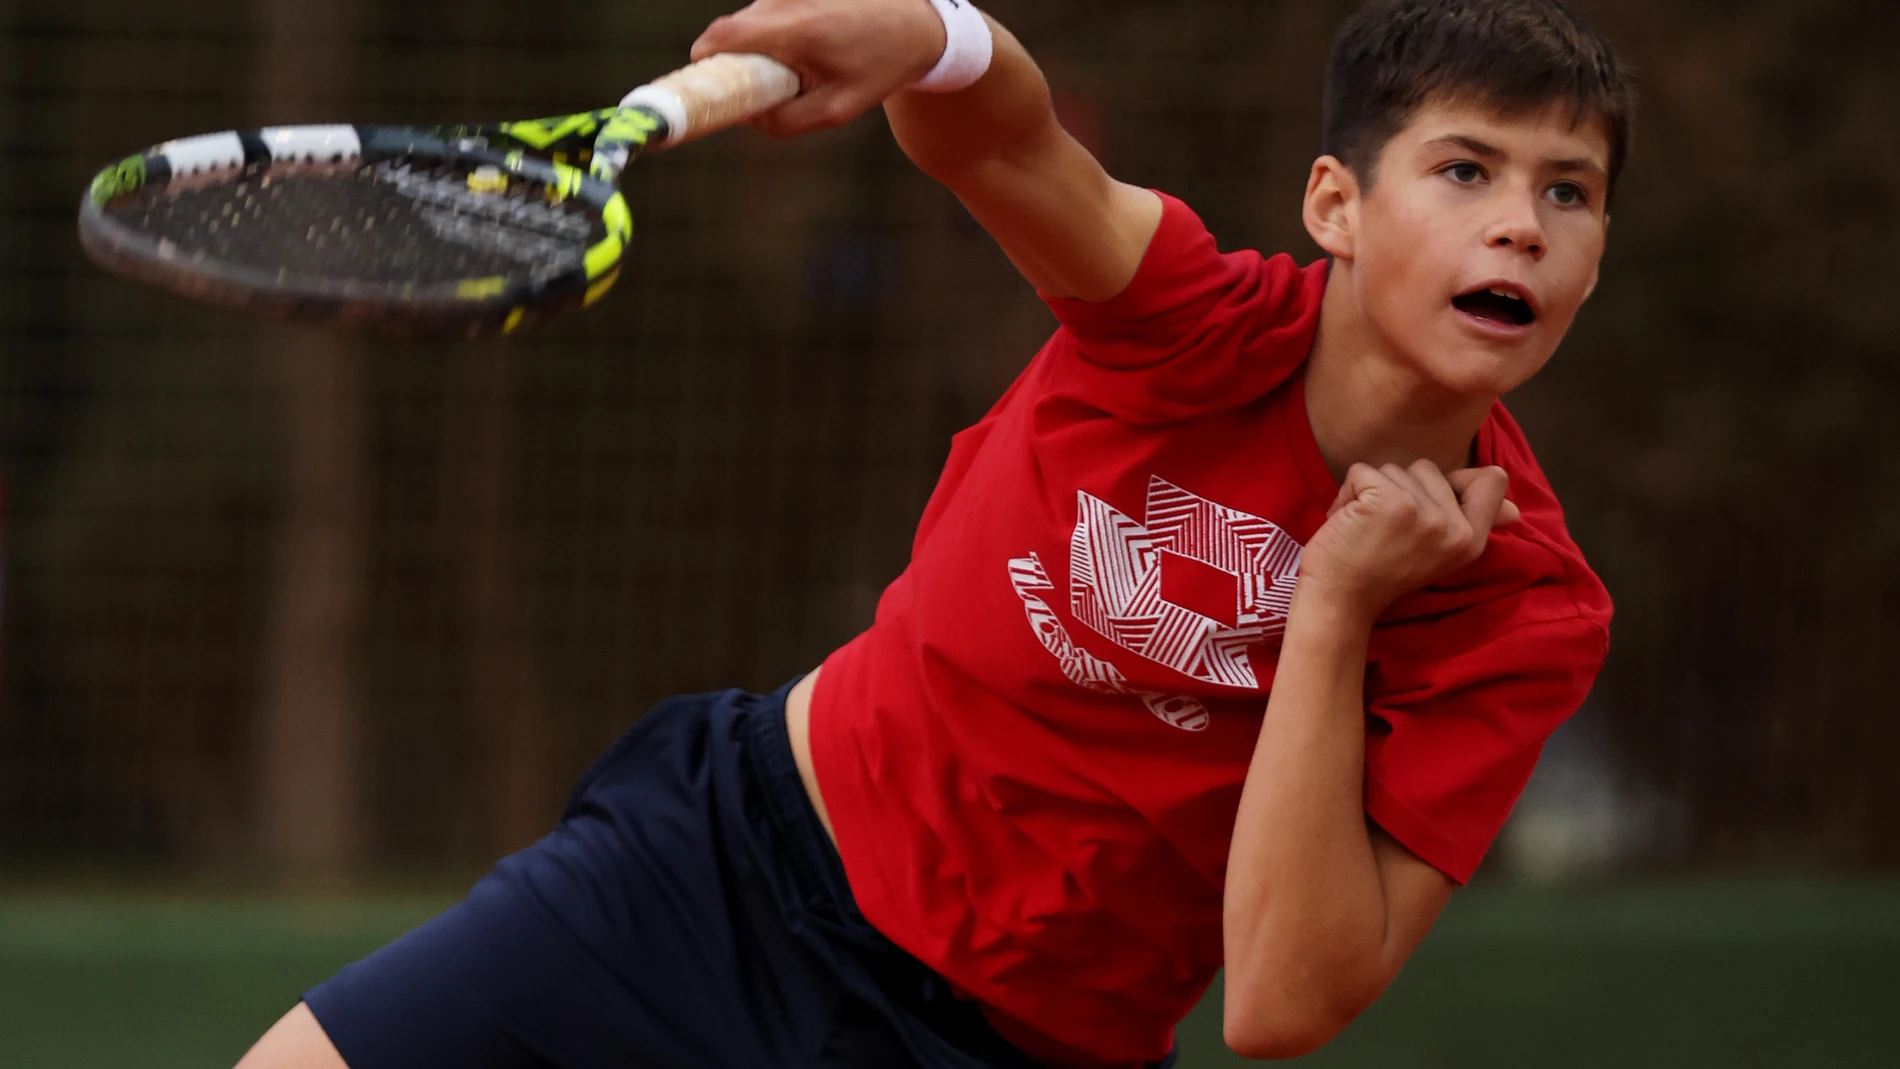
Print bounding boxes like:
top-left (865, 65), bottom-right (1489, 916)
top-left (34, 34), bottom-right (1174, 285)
top-left (691, 0), bottom-right (1163, 302)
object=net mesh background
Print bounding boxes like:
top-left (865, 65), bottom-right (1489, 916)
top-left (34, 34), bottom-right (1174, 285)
top-left (2, 0), bottom-right (1898, 875)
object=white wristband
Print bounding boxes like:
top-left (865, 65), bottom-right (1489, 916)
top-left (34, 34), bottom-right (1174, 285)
top-left (914, 0), bottom-right (994, 93)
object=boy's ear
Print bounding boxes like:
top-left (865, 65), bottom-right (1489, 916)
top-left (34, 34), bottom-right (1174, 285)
top-left (1303, 156), bottom-right (1359, 261)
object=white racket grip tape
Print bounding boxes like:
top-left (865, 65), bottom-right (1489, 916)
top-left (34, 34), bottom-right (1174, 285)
top-left (622, 54), bottom-right (802, 147)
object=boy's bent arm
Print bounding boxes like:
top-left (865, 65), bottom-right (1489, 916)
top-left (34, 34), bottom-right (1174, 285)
top-left (1221, 594), bottom-right (1453, 1059)
top-left (1222, 462), bottom-right (1515, 1059)
top-left (883, 17), bottom-right (1162, 302)
top-left (692, 1), bottom-right (1161, 302)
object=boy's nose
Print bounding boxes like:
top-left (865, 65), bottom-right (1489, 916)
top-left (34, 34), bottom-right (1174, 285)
top-left (1484, 202), bottom-right (1546, 259)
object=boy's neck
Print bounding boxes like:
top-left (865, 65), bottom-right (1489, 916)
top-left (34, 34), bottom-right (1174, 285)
top-left (1303, 262), bottom-right (1497, 484)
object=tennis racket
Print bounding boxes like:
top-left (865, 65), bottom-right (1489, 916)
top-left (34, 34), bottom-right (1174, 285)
top-left (77, 54), bottom-right (801, 337)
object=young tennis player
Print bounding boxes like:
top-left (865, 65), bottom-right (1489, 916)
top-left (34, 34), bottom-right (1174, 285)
top-left (237, 0), bottom-right (1629, 1066)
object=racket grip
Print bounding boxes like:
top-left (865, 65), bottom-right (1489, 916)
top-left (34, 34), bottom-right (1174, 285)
top-left (624, 54), bottom-right (801, 147)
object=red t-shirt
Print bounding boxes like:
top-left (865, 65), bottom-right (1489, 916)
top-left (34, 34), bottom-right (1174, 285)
top-left (809, 193), bottom-right (1611, 1068)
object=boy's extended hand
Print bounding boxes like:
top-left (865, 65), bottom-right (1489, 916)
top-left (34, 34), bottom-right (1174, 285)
top-left (690, 0), bottom-right (947, 138)
top-left (1299, 462), bottom-right (1519, 623)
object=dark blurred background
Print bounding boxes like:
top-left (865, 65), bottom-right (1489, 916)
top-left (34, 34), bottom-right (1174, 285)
top-left (2, 0), bottom-right (1897, 1066)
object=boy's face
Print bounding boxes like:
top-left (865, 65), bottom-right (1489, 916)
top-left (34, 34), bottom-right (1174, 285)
top-left (1309, 98), bottom-right (1612, 398)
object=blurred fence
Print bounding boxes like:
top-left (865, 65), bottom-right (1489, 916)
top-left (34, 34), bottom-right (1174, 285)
top-left (2, 0), bottom-right (1898, 880)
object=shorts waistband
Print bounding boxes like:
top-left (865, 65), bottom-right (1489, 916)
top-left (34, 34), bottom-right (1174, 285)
top-left (744, 679), bottom-right (873, 935)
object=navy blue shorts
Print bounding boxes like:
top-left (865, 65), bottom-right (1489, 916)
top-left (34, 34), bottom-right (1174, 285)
top-left (306, 683), bottom-right (1171, 1069)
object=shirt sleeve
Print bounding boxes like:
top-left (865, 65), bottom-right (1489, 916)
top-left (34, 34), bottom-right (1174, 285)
top-left (1362, 612), bottom-right (1609, 885)
top-left (1040, 192), bottom-right (1326, 424)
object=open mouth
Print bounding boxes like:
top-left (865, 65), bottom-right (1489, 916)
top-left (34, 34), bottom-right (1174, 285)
top-left (1452, 286), bottom-right (1536, 328)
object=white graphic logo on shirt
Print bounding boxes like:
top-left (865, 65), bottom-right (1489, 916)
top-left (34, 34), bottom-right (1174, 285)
top-left (1008, 553), bottom-right (1216, 732)
top-left (1007, 477), bottom-right (1305, 732)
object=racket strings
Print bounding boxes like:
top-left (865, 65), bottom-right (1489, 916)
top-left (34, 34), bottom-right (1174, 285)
top-left (373, 163), bottom-right (592, 241)
top-left (373, 163), bottom-right (590, 273)
top-left (115, 159), bottom-right (599, 290)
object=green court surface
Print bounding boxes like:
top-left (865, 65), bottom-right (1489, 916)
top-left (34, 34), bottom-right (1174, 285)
top-left (1, 882), bottom-right (1895, 1068)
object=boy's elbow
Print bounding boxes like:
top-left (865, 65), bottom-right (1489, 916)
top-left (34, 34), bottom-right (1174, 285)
top-left (1222, 1011), bottom-right (1349, 1061)
top-left (1221, 974), bottom-right (1377, 1060)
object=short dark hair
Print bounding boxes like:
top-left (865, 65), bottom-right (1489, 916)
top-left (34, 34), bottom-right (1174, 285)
top-left (1322, 0), bottom-right (1637, 195)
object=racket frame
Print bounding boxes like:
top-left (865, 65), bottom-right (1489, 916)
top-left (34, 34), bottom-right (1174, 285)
top-left (77, 52), bottom-right (802, 336)
top-left (78, 117), bottom-right (647, 336)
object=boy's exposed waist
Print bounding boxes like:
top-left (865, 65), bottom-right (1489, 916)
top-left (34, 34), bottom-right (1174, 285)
top-left (785, 665), bottom-right (839, 849)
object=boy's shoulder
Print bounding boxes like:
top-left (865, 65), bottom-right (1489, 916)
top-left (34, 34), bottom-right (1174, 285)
top-left (1485, 403), bottom-right (1613, 629)
top-left (1034, 191), bottom-right (1328, 423)
top-left (1047, 191), bottom-right (1317, 331)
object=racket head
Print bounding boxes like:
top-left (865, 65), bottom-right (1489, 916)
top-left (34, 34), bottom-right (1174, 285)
top-left (78, 121), bottom-right (638, 337)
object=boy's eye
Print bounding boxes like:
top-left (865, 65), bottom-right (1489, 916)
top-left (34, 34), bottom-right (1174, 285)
top-left (1548, 181), bottom-right (1588, 207)
top-left (1444, 162), bottom-right (1484, 184)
